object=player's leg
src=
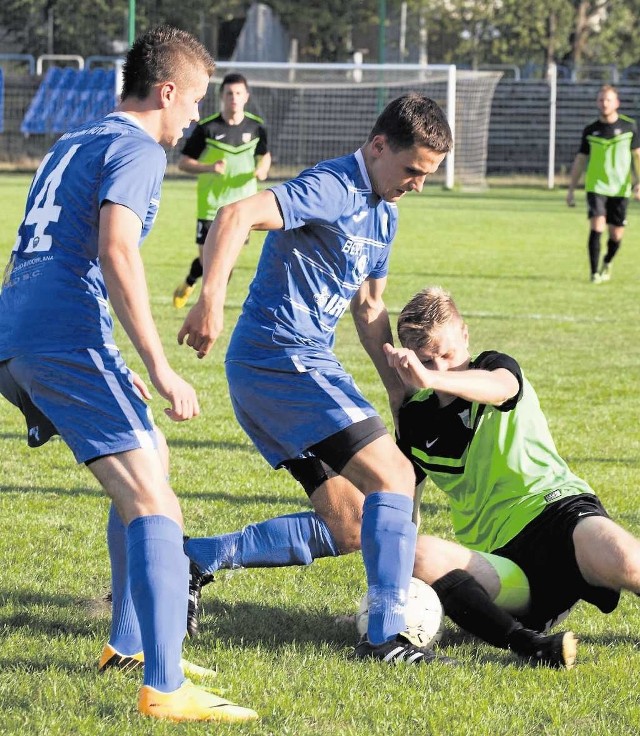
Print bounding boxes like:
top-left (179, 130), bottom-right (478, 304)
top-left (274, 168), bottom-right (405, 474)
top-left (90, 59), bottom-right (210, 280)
top-left (573, 515), bottom-right (640, 593)
top-left (173, 221), bottom-right (209, 308)
top-left (414, 536), bottom-right (576, 668)
top-left (335, 434), bottom-right (423, 649)
top-left (183, 461), bottom-right (358, 636)
top-left (599, 199), bottom-right (627, 280)
top-left (587, 195), bottom-right (607, 283)
top-left (6, 351), bottom-right (257, 722)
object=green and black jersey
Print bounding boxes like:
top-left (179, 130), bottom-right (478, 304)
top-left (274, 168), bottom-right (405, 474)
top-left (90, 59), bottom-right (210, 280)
top-left (181, 112), bottom-right (269, 220)
top-left (397, 351), bottom-right (593, 553)
top-left (579, 115), bottom-right (639, 197)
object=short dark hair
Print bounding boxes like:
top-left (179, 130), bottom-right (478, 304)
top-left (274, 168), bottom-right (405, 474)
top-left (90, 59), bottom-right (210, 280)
top-left (368, 94), bottom-right (453, 154)
top-left (121, 25), bottom-right (215, 101)
top-left (220, 73), bottom-right (249, 92)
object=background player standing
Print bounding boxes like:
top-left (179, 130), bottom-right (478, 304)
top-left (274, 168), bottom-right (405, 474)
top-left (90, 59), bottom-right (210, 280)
top-left (173, 73), bottom-right (271, 308)
top-left (566, 85), bottom-right (640, 283)
top-left (0, 26), bottom-right (256, 723)
top-left (178, 94), bottom-right (455, 665)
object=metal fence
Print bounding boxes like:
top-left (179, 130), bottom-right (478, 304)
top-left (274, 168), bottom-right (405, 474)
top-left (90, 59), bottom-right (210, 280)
top-left (1, 60), bottom-right (639, 180)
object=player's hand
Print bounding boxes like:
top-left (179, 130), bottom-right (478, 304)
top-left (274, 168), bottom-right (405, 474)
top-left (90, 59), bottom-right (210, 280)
top-left (566, 190), bottom-right (575, 207)
top-left (383, 343), bottom-right (431, 390)
top-left (633, 183), bottom-right (640, 201)
top-left (212, 160), bottom-right (227, 175)
top-left (148, 364), bottom-right (200, 421)
top-left (177, 299), bottom-right (223, 359)
top-left (130, 370), bottom-right (152, 400)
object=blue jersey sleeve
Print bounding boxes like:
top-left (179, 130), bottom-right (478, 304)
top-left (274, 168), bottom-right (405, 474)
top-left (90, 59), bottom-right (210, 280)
top-left (367, 204), bottom-right (397, 279)
top-left (270, 168), bottom-right (352, 230)
top-left (100, 136), bottom-right (166, 236)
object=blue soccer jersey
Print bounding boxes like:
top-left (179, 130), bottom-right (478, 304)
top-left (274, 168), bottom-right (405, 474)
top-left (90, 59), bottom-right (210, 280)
top-left (0, 113), bottom-right (166, 360)
top-left (228, 149), bottom-right (397, 359)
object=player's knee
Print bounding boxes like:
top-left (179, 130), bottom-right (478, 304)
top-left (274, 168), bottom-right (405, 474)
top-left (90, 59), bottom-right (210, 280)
top-left (317, 504), bottom-right (362, 555)
top-left (413, 536), bottom-right (454, 583)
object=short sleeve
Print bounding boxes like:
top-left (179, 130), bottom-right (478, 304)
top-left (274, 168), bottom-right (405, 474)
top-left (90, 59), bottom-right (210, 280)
top-left (578, 126), bottom-right (590, 156)
top-left (181, 124), bottom-right (207, 159)
top-left (256, 125), bottom-right (269, 156)
top-left (100, 135), bottom-right (166, 228)
top-left (270, 168), bottom-right (351, 230)
top-left (472, 350), bottom-right (523, 412)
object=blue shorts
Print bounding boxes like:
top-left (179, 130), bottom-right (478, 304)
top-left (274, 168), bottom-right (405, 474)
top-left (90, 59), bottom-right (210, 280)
top-left (0, 347), bottom-right (158, 464)
top-left (225, 350), bottom-right (380, 468)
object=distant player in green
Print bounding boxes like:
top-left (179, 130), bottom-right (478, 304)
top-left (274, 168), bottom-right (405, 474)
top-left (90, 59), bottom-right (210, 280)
top-left (566, 85), bottom-right (640, 283)
top-left (385, 285), bottom-right (640, 667)
top-left (173, 73), bottom-right (271, 307)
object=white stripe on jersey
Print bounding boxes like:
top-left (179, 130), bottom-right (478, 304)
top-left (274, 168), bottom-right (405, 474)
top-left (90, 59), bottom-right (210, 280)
top-left (290, 354), bottom-right (369, 423)
top-left (87, 347), bottom-right (155, 450)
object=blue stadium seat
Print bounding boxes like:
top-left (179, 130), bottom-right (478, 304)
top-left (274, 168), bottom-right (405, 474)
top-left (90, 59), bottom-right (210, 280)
top-left (21, 67), bottom-right (117, 135)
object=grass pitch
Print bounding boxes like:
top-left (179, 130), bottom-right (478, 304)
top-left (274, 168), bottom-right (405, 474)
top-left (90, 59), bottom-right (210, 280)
top-left (1, 174), bottom-right (639, 735)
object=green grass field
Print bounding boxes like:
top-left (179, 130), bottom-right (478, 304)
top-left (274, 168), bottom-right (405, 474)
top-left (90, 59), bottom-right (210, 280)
top-left (1, 174), bottom-right (639, 735)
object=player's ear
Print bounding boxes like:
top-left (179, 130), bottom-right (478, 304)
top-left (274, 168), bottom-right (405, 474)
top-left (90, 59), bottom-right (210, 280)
top-left (371, 134), bottom-right (386, 157)
top-left (159, 81), bottom-right (177, 108)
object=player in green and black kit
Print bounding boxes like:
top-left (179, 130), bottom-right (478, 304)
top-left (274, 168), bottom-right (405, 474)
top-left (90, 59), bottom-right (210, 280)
top-left (385, 286), bottom-right (640, 668)
top-left (566, 85), bottom-right (640, 283)
top-left (173, 73), bottom-right (271, 307)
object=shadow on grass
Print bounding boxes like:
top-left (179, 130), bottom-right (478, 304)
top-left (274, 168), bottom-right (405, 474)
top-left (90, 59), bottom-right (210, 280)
top-left (0, 483), bottom-right (103, 498)
top-left (0, 589), bottom-right (105, 638)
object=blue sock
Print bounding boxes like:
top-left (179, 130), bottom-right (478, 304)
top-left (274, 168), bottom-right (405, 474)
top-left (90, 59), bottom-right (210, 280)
top-left (361, 492), bottom-right (417, 645)
top-left (185, 511), bottom-right (340, 575)
top-left (128, 515), bottom-right (188, 692)
top-left (107, 504), bottom-right (142, 655)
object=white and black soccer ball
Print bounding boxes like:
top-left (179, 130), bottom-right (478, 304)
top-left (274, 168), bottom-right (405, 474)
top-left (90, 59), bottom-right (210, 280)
top-left (356, 576), bottom-right (445, 649)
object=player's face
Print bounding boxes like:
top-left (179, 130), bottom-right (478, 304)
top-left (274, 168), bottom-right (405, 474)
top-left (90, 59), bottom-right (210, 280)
top-left (368, 135), bottom-right (446, 202)
top-left (161, 69), bottom-right (210, 147)
top-left (413, 320), bottom-right (470, 373)
top-left (597, 90), bottom-right (619, 120)
top-left (221, 82), bottom-right (249, 118)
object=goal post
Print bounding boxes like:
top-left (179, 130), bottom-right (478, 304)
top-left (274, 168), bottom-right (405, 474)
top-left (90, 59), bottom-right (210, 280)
top-left (203, 62), bottom-right (502, 189)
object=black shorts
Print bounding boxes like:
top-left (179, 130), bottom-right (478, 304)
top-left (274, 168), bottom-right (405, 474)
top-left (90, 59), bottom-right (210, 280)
top-left (195, 219), bottom-right (214, 246)
top-left (280, 415), bottom-right (387, 497)
top-left (493, 494), bottom-right (620, 632)
top-left (586, 193), bottom-right (628, 227)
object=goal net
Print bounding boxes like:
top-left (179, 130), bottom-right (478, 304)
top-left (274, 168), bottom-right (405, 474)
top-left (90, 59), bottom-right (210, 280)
top-left (198, 63), bottom-right (502, 189)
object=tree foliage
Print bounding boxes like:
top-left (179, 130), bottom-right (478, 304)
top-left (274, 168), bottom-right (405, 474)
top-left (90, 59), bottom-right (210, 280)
top-left (1, 0), bottom-right (639, 70)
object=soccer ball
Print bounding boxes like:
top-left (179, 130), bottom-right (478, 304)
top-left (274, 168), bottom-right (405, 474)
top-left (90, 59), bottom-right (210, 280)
top-left (356, 577), bottom-right (445, 649)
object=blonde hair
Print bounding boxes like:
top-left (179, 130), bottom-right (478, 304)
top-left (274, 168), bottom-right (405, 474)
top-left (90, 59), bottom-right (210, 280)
top-left (397, 286), bottom-right (462, 351)
top-left (598, 84), bottom-right (619, 98)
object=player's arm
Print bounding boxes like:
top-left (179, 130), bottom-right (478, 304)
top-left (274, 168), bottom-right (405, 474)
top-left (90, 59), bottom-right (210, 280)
top-left (566, 153), bottom-right (587, 207)
top-left (99, 202), bottom-right (199, 421)
top-left (632, 147), bottom-right (640, 200)
top-left (178, 154), bottom-right (226, 175)
top-left (350, 276), bottom-right (406, 424)
top-left (383, 344), bottom-right (519, 407)
top-left (254, 152), bottom-right (272, 181)
top-left (178, 189), bottom-right (284, 358)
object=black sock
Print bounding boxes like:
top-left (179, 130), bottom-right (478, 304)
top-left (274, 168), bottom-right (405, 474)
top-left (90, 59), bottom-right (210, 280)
top-left (588, 230), bottom-right (602, 274)
top-left (186, 257), bottom-right (203, 286)
top-left (603, 238), bottom-right (621, 265)
top-left (432, 569), bottom-right (522, 649)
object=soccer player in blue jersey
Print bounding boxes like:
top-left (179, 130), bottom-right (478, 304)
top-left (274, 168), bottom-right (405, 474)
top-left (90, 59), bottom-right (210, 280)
top-left (0, 26), bottom-right (257, 722)
top-left (178, 94), bottom-right (454, 664)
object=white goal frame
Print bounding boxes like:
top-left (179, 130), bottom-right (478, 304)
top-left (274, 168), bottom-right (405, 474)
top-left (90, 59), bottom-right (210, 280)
top-left (209, 62), bottom-right (501, 189)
